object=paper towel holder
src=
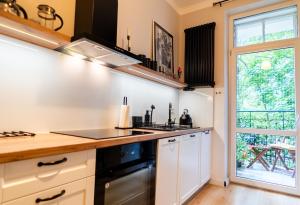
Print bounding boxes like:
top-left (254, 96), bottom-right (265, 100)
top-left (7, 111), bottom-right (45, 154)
top-left (116, 96), bottom-right (132, 129)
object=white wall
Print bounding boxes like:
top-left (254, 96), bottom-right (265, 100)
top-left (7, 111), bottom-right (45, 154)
top-left (179, 88), bottom-right (214, 128)
top-left (118, 0), bottom-right (180, 69)
top-left (0, 35), bottom-right (179, 133)
top-left (179, 0), bottom-right (284, 186)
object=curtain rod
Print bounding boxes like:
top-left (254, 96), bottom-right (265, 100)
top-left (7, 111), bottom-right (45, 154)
top-left (213, 0), bottom-right (233, 7)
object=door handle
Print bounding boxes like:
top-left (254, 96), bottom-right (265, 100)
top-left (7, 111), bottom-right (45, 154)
top-left (36, 190), bottom-right (66, 203)
top-left (168, 139), bottom-right (176, 143)
top-left (37, 157), bottom-right (67, 167)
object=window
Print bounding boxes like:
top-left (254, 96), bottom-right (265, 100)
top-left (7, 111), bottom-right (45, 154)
top-left (234, 6), bottom-right (298, 47)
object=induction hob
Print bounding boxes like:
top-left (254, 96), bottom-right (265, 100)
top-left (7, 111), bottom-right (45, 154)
top-left (51, 129), bottom-right (153, 140)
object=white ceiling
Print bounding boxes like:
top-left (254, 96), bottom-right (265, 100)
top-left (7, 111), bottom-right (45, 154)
top-left (166, 0), bottom-right (218, 15)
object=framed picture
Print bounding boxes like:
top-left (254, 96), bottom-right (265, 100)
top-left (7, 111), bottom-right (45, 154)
top-left (153, 21), bottom-right (174, 75)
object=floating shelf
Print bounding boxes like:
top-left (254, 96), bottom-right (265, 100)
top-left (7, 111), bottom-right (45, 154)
top-left (0, 11), bottom-right (186, 89)
top-left (116, 64), bottom-right (187, 89)
top-left (0, 11), bottom-right (70, 49)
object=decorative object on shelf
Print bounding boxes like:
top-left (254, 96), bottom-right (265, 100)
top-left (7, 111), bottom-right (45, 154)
top-left (153, 21), bottom-right (174, 77)
top-left (177, 66), bottom-right (183, 79)
top-left (37, 4), bottom-right (63, 31)
top-left (127, 28), bottom-right (131, 51)
top-left (0, 0), bottom-right (27, 19)
top-left (137, 54), bottom-right (157, 71)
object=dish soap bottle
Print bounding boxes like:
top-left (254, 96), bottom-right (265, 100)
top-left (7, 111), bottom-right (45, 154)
top-left (144, 110), bottom-right (150, 126)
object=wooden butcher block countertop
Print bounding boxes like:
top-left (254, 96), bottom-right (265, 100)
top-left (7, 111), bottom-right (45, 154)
top-left (0, 128), bottom-right (212, 164)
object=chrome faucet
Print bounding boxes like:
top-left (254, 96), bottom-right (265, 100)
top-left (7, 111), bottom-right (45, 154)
top-left (150, 105), bottom-right (155, 125)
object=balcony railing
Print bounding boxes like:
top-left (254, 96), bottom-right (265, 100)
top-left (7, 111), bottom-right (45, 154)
top-left (237, 110), bottom-right (295, 130)
top-left (236, 110), bottom-right (296, 172)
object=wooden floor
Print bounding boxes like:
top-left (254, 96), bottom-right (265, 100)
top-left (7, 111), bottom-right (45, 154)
top-left (188, 184), bottom-right (300, 205)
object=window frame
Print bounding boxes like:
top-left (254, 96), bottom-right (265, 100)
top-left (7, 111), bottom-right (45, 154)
top-left (233, 5), bottom-right (298, 47)
top-left (228, 0), bottom-right (300, 195)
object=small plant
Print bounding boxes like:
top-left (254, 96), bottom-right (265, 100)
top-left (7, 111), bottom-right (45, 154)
top-left (236, 135), bottom-right (248, 167)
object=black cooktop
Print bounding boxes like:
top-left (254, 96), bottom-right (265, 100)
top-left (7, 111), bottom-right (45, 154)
top-left (51, 129), bottom-right (153, 140)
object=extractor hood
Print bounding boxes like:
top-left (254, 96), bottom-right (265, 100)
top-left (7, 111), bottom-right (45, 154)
top-left (58, 0), bottom-right (141, 67)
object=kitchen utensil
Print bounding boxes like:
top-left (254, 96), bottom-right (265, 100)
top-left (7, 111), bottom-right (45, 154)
top-left (37, 4), bottom-right (63, 31)
top-left (0, 0), bottom-right (27, 19)
top-left (179, 109), bottom-right (193, 127)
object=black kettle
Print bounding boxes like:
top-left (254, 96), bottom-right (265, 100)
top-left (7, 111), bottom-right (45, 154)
top-left (0, 0), bottom-right (28, 19)
top-left (180, 109), bottom-right (193, 127)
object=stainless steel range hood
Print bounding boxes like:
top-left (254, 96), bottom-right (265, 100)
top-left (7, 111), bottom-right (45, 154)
top-left (58, 0), bottom-right (141, 67)
top-left (59, 36), bottom-right (141, 68)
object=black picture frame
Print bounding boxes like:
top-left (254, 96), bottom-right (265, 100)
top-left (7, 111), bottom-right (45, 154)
top-left (153, 21), bottom-right (174, 75)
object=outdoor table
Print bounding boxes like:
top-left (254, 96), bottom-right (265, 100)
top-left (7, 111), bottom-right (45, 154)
top-left (270, 143), bottom-right (296, 177)
top-left (247, 145), bottom-right (271, 171)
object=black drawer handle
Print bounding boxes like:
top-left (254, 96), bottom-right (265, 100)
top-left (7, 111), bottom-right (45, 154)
top-left (168, 139), bottom-right (176, 143)
top-left (36, 190), bottom-right (66, 203)
top-left (37, 157), bottom-right (67, 167)
top-left (190, 134), bottom-right (196, 138)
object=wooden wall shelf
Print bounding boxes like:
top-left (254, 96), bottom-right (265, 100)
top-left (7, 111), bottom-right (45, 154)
top-left (0, 11), bottom-right (70, 49)
top-left (0, 11), bottom-right (186, 89)
top-left (116, 64), bottom-right (187, 89)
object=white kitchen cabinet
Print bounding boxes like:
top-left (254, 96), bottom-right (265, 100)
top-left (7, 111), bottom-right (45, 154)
top-left (2, 176), bottom-right (95, 205)
top-left (178, 134), bottom-right (200, 204)
top-left (1, 150), bottom-right (95, 202)
top-left (0, 149), bottom-right (96, 205)
top-left (200, 131), bottom-right (212, 186)
top-left (155, 137), bottom-right (180, 205)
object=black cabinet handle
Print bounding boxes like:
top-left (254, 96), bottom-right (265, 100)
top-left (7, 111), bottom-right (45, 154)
top-left (190, 134), bottom-right (196, 138)
top-left (36, 190), bottom-right (66, 203)
top-left (168, 139), bottom-right (176, 143)
top-left (37, 157), bottom-right (67, 167)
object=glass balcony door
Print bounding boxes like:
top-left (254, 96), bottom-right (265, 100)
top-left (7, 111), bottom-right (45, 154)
top-left (229, 1), bottom-right (300, 195)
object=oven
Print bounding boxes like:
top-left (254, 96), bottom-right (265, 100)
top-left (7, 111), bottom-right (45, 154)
top-left (94, 140), bottom-right (157, 205)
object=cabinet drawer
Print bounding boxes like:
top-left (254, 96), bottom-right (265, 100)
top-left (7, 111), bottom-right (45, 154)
top-left (159, 136), bottom-right (179, 146)
top-left (3, 176), bottom-right (95, 205)
top-left (1, 150), bottom-right (95, 202)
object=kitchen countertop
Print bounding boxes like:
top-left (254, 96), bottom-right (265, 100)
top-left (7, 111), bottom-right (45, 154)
top-left (0, 128), bottom-right (213, 164)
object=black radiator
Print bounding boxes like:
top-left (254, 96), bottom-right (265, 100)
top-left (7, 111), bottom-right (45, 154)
top-left (184, 22), bottom-right (216, 87)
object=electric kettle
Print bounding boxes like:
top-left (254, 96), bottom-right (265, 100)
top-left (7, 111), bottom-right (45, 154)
top-left (37, 4), bottom-right (63, 31)
top-left (0, 0), bottom-right (28, 19)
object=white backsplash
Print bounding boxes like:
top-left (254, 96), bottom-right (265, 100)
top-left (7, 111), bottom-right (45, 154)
top-left (0, 35), bottom-right (179, 133)
top-left (179, 88), bottom-right (214, 128)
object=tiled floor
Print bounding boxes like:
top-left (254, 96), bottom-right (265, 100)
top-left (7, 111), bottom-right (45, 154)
top-left (188, 184), bottom-right (300, 205)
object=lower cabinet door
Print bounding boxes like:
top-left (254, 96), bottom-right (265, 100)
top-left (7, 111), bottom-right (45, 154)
top-left (178, 134), bottom-right (200, 204)
top-left (155, 137), bottom-right (180, 205)
top-left (200, 131), bottom-right (212, 185)
top-left (3, 176), bottom-right (95, 205)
